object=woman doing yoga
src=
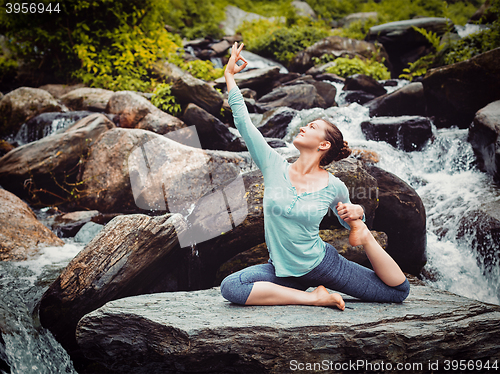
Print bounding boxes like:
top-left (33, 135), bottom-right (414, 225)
top-left (220, 42), bottom-right (410, 310)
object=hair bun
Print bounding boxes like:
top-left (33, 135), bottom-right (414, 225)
top-left (334, 141), bottom-right (352, 161)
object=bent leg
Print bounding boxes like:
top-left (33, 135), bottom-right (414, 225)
top-left (220, 262), bottom-right (345, 309)
top-left (300, 243), bottom-right (410, 303)
top-left (220, 262), bottom-right (307, 305)
top-left (348, 219), bottom-right (406, 287)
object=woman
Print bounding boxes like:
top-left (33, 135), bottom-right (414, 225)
top-left (221, 42), bottom-right (409, 310)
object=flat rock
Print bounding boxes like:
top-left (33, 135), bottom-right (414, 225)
top-left (76, 282), bottom-right (500, 373)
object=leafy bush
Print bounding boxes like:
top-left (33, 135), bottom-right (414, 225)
top-left (168, 53), bottom-right (224, 81)
top-left (332, 18), bottom-right (379, 40)
top-left (151, 83), bottom-right (182, 116)
top-left (238, 19), bottom-right (331, 65)
top-left (324, 56), bottom-right (391, 80)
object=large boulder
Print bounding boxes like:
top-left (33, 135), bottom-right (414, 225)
top-left (365, 165), bottom-right (427, 276)
top-left (468, 100), bottom-right (500, 183)
top-left (282, 75), bottom-right (337, 107)
top-left (256, 84), bottom-right (327, 111)
top-left (343, 74), bottom-right (387, 97)
top-left (60, 87), bottom-right (114, 112)
top-left (182, 103), bottom-right (243, 151)
top-left (458, 202), bottom-right (500, 274)
top-left (0, 114), bottom-right (115, 204)
top-left (77, 128), bottom-right (250, 213)
top-left (422, 47), bottom-right (500, 128)
top-left (221, 5), bottom-right (283, 36)
top-left (0, 189), bottom-right (63, 261)
top-left (364, 82), bottom-right (426, 117)
top-left (75, 282), bottom-right (500, 373)
top-left (0, 87), bottom-right (64, 137)
top-left (257, 107), bottom-right (297, 139)
top-left (366, 17), bottom-right (457, 77)
top-left (38, 83), bottom-right (86, 99)
top-left (289, 36), bottom-right (390, 74)
top-left (106, 91), bottom-right (185, 135)
top-left (153, 62), bottom-right (224, 117)
top-left (39, 212), bottom-right (186, 357)
top-left (361, 116), bottom-right (433, 152)
top-left (214, 66), bottom-right (282, 94)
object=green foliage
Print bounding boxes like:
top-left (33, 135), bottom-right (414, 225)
top-left (324, 56), bottom-right (391, 80)
top-left (238, 19), bottom-right (331, 65)
top-left (151, 83), bottom-right (182, 116)
top-left (332, 18), bottom-right (379, 40)
top-left (168, 53), bottom-right (224, 81)
top-left (399, 55), bottom-right (434, 81)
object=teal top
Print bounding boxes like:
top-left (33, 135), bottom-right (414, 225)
top-left (228, 86), bottom-right (355, 277)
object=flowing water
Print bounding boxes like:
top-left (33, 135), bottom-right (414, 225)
top-left (2, 80), bottom-right (500, 372)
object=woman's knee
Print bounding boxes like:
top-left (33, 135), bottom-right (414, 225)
top-left (393, 278), bottom-right (410, 303)
top-left (220, 273), bottom-right (250, 305)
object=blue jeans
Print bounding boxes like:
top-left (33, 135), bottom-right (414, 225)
top-left (220, 242), bottom-right (410, 305)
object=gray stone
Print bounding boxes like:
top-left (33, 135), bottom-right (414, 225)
top-left (468, 100), bottom-right (500, 183)
top-left (361, 115), bottom-right (433, 152)
top-left (344, 74), bottom-right (386, 97)
top-left (339, 12), bottom-right (378, 27)
top-left (423, 47), bottom-right (500, 128)
top-left (60, 87), bottom-right (114, 112)
top-left (256, 84), bottom-right (326, 111)
top-left (291, 0), bottom-right (316, 19)
top-left (222, 5), bottom-right (284, 36)
top-left (76, 282), bottom-right (500, 374)
top-left (364, 82), bottom-right (426, 117)
top-left (215, 66), bottom-right (281, 91)
top-left (0, 87), bottom-right (64, 137)
top-left (257, 107), bottom-right (297, 139)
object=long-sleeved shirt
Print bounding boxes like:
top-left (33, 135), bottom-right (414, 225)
top-left (228, 86), bottom-right (354, 277)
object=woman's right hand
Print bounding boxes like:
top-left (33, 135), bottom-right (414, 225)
top-left (224, 42), bottom-right (248, 92)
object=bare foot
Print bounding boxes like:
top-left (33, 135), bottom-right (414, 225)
top-left (347, 219), bottom-right (371, 247)
top-left (311, 285), bottom-right (345, 311)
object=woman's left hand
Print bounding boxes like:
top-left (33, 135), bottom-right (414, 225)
top-left (336, 202), bottom-right (364, 222)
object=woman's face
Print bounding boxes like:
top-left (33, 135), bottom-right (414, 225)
top-left (293, 119), bottom-right (330, 151)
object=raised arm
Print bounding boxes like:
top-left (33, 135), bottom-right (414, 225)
top-left (225, 42), bottom-right (283, 174)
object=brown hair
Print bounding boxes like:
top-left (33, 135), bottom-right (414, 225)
top-left (318, 118), bottom-right (351, 166)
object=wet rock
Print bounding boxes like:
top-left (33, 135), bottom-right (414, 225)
top-left (240, 50), bottom-right (288, 74)
top-left (344, 74), bottom-right (387, 97)
top-left (469, 0), bottom-right (497, 24)
top-left (183, 103), bottom-right (244, 151)
top-left (290, 36), bottom-right (390, 74)
top-left (214, 66), bottom-right (281, 94)
top-left (77, 128), bottom-right (250, 213)
top-left (0, 87), bottom-right (64, 138)
top-left (314, 72), bottom-right (345, 83)
top-left (0, 189), bottom-right (63, 261)
top-left (14, 111), bottom-right (97, 145)
top-left (153, 62), bottom-right (224, 117)
top-left (458, 202), bottom-right (500, 273)
top-left (361, 116), bottom-right (433, 152)
top-left (365, 165), bottom-right (427, 276)
top-left (52, 210), bottom-right (101, 238)
top-left (60, 87), bottom-right (114, 112)
top-left (366, 17), bottom-right (456, 76)
top-left (257, 107), bottom-right (297, 139)
top-left (106, 91), bottom-right (185, 135)
top-left (39, 212), bottom-right (186, 356)
top-left (283, 75), bottom-right (337, 107)
top-left (468, 100), bottom-right (500, 183)
top-left (76, 282), bottom-right (500, 374)
top-left (342, 91), bottom-right (376, 105)
top-left (364, 82), bottom-right (426, 117)
top-left (423, 47), bottom-right (500, 128)
top-left (256, 84), bottom-right (326, 111)
top-left (0, 113), bottom-right (115, 204)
